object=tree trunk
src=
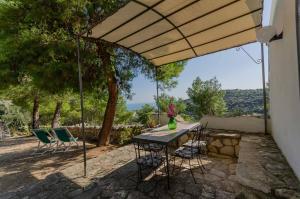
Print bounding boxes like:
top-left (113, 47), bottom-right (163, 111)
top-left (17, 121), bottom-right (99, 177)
top-left (51, 101), bottom-right (62, 128)
top-left (97, 43), bottom-right (118, 146)
top-left (32, 95), bottom-right (40, 129)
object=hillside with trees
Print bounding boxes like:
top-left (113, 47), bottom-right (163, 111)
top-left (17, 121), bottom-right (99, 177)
top-left (224, 89), bottom-right (265, 116)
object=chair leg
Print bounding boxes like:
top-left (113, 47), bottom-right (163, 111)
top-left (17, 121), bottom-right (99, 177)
top-left (196, 156), bottom-right (205, 174)
top-left (53, 142), bottom-right (59, 153)
top-left (171, 156), bottom-right (176, 174)
top-left (198, 153), bottom-right (206, 171)
top-left (178, 158), bottom-right (184, 171)
top-left (64, 143), bottom-right (71, 152)
top-left (32, 141), bottom-right (41, 155)
top-left (172, 157), bottom-right (184, 176)
top-left (189, 159), bottom-right (197, 184)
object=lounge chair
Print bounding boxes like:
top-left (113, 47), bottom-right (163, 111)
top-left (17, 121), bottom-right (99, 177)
top-left (52, 127), bottom-right (79, 152)
top-left (32, 129), bottom-right (57, 154)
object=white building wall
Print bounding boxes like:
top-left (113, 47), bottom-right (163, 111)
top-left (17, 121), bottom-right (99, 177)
top-left (200, 116), bottom-right (271, 133)
top-left (269, 0), bottom-right (300, 179)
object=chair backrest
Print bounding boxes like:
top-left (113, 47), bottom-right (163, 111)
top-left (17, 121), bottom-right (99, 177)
top-left (191, 126), bottom-right (201, 144)
top-left (32, 129), bottom-right (52, 144)
top-left (53, 128), bottom-right (71, 142)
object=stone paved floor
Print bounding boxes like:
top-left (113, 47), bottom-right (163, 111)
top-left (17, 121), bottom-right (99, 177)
top-left (1, 133), bottom-right (300, 199)
top-left (237, 134), bottom-right (300, 198)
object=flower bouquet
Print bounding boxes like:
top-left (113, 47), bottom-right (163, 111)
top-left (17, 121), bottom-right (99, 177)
top-left (167, 100), bottom-right (177, 130)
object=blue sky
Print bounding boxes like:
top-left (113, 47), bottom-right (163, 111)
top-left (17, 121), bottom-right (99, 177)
top-left (128, 0), bottom-right (272, 104)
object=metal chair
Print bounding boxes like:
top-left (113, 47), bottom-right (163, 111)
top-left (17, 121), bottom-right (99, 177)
top-left (32, 129), bottom-right (57, 154)
top-left (183, 122), bottom-right (208, 156)
top-left (171, 125), bottom-right (206, 184)
top-left (133, 142), bottom-right (165, 183)
top-left (52, 127), bottom-right (79, 152)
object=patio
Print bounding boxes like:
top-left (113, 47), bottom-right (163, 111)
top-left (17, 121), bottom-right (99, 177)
top-left (1, 130), bottom-right (300, 199)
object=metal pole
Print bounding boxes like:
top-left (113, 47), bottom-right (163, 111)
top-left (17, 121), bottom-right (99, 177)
top-left (77, 36), bottom-right (87, 176)
top-left (260, 43), bottom-right (268, 134)
top-left (155, 66), bottom-right (160, 125)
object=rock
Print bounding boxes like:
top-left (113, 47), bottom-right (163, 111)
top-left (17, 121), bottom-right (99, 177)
top-left (235, 145), bottom-right (240, 157)
top-left (173, 192), bottom-right (192, 199)
top-left (204, 173), bottom-right (222, 182)
top-left (178, 135), bottom-right (189, 146)
top-left (184, 183), bottom-right (201, 196)
top-left (232, 139), bottom-right (239, 145)
top-left (228, 164), bottom-right (237, 175)
top-left (208, 145), bottom-right (218, 153)
top-left (235, 190), bottom-right (261, 199)
top-left (209, 133), bottom-right (241, 139)
top-left (216, 190), bottom-right (235, 199)
top-left (68, 189), bottom-right (83, 198)
top-left (201, 184), bottom-right (215, 199)
top-left (127, 191), bottom-right (150, 199)
top-left (223, 138), bottom-right (232, 146)
top-left (208, 152), bottom-right (232, 159)
top-left (220, 146), bottom-right (235, 156)
top-left (83, 182), bottom-right (97, 191)
top-left (111, 190), bottom-right (128, 199)
top-left (210, 168), bottom-right (226, 178)
top-left (274, 188), bottom-right (300, 199)
top-left (211, 139), bottom-right (223, 148)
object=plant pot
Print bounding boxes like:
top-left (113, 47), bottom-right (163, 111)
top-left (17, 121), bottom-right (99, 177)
top-left (168, 117), bottom-right (177, 130)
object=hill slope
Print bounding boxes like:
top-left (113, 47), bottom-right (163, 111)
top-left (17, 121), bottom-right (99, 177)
top-left (224, 89), bottom-right (265, 116)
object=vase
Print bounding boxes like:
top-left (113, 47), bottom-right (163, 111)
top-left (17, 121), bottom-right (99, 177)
top-left (168, 117), bottom-right (177, 130)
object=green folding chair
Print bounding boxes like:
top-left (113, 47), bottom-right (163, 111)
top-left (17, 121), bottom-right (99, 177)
top-left (52, 127), bottom-right (79, 152)
top-left (32, 129), bottom-right (57, 154)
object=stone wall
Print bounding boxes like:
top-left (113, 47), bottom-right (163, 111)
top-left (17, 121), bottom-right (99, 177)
top-left (65, 125), bottom-right (143, 145)
top-left (207, 132), bottom-right (241, 159)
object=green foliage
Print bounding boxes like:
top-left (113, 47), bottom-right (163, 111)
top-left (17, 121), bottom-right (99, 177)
top-left (135, 104), bottom-right (156, 127)
top-left (0, 100), bottom-right (30, 132)
top-left (0, 0), bottom-right (185, 139)
top-left (68, 125), bottom-right (143, 145)
top-left (155, 93), bottom-right (186, 114)
top-left (186, 77), bottom-right (226, 119)
top-left (224, 89), bottom-right (267, 116)
top-left (141, 62), bottom-right (186, 91)
top-left (112, 126), bottom-right (143, 145)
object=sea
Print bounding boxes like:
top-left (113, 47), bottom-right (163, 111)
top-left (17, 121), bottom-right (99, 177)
top-left (126, 103), bottom-right (156, 111)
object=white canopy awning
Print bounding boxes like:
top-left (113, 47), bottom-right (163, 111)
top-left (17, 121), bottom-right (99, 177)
top-left (87, 0), bottom-right (263, 66)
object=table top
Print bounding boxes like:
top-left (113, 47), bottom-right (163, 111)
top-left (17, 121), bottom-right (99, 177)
top-left (132, 122), bottom-right (201, 145)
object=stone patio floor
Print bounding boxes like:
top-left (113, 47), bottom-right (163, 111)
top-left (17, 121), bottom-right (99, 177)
top-left (1, 133), bottom-right (300, 199)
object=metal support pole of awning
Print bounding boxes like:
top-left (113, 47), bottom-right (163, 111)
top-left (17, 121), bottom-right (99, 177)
top-left (76, 36), bottom-right (87, 176)
top-left (236, 44), bottom-right (268, 134)
top-left (155, 66), bottom-right (160, 125)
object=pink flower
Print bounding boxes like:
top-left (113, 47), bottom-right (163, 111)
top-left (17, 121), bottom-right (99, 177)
top-left (167, 103), bottom-right (176, 118)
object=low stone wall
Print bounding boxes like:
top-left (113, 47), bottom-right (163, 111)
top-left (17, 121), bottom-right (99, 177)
top-left (65, 125), bottom-right (143, 145)
top-left (207, 132), bottom-right (241, 158)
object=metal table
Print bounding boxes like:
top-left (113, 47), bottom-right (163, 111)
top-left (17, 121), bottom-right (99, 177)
top-left (132, 122), bottom-right (201, 189)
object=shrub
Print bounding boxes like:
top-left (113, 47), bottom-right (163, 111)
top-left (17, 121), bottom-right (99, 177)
top-left (135, 104), bottom-right (156, 127)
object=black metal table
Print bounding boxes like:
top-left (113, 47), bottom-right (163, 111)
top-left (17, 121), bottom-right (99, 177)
top-left (132, 122), bottom-right (201, 189)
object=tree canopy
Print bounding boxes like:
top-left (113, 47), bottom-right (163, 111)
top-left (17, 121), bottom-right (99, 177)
top-left (186, 77), bottom-right (226, 119)
top-left (155, 93), bottom-right (186, 114)
top-left (0, 0), bottom-right (186, 145)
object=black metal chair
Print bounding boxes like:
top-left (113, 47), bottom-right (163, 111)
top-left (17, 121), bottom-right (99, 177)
top-left (133, 142), bottom-right (165, 183)
top-left (183, 122), bottom-right (208, 156)
top-left (171, 125), bottom-right (206, 184)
